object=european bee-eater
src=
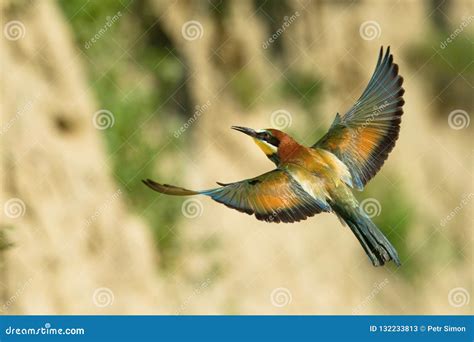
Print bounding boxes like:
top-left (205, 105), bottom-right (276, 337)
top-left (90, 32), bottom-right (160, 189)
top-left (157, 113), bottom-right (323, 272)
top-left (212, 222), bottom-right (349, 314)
top-left (144, 47), bottom-right (404, 267)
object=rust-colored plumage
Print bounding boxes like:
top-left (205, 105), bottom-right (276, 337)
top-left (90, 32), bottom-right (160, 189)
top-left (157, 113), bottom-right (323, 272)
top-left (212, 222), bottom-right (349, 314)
top-left (143, 47), bottom-right (404, 267)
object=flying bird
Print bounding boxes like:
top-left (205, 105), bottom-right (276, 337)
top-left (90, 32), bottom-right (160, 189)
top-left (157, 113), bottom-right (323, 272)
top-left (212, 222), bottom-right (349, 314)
top-left (143, 47), bottom-right (404, 267)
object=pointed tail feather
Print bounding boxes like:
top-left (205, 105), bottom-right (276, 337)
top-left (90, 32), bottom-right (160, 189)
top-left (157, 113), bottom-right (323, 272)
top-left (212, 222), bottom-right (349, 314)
top-left (337, 207), bottom-right (400, 267)
top-left (142, 179), bottom-right (200, 196)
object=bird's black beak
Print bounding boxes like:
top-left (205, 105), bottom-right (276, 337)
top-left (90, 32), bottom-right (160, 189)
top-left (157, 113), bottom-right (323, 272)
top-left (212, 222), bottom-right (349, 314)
top-left (231, 126), bottom-right (258, 138)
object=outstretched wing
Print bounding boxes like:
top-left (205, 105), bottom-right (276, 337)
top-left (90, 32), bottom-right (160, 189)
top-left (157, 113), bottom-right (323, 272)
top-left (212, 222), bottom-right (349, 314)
top-left (143, 168), bottom-right (330, 223)
top-left (313, 46), bottom-right (404, 190)
top-left (204, 168), bottom-right (331, 223)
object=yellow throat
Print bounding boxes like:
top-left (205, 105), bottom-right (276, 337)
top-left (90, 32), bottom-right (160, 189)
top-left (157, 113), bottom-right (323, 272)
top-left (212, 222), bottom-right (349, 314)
top-left (253, 138), bottom-right (277, 156)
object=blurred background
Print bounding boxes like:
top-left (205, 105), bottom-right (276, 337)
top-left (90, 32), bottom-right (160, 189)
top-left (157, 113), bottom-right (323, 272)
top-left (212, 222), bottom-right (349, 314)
top-left (0, 0), bottom-right (472, 315)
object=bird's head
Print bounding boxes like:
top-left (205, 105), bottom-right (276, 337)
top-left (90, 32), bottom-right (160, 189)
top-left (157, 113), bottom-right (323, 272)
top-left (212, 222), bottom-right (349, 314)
top-left (231, 126), bottom-right (287, 165)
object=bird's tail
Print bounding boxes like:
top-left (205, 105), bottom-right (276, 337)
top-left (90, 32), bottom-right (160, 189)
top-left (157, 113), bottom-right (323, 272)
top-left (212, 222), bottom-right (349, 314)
top-left (336, 206), bottom-right (400, 267)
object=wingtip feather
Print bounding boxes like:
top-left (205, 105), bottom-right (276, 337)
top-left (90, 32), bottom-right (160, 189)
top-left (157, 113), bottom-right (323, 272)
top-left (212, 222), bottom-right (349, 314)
top-left (142, 179), bottom-right (199, 196)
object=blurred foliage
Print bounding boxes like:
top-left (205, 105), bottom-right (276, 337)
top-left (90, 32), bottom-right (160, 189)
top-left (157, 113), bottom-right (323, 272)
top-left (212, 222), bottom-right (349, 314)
top-left (406, 19), bottom-right (473, 119)
top-left (282, 70), bottom-right (323, 110)
top-left (254, 0), bottom-right (293, 54)
top-left (0, 226), bottom-right (14, 252)
top-left (59, 0), bottom-right (192, 268)
top-left (229, 70), bottom-right (261, 108)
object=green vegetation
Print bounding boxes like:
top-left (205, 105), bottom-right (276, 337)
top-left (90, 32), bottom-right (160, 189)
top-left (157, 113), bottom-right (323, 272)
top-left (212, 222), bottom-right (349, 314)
top-left (0, 226), bottom-right (14, 252)
top-left (229, 70), bottom-right (261, 109)
top-left (406, 21), bottom-right (473, 118)
top-left (59, 0), bottom-right (190, 268)
top-left (282, 70), bottom-right (322, 110)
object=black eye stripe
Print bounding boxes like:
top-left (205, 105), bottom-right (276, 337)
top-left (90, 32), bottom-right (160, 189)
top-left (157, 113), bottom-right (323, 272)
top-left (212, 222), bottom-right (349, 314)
top-left (269, 136), bottom-right (280, 147)
top-left (257, 132), bottom-right (279, 146)
top-left (265, 135), bottom-right (279, 147)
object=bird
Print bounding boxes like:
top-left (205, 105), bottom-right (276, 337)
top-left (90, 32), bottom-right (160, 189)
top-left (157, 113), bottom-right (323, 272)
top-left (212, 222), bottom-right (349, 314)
top-left (143, 46), bottom-right (404, 267)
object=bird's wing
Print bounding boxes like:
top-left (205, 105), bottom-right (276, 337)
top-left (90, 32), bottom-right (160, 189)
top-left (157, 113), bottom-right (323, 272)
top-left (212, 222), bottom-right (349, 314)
top-left (312, 46), bottom-right (404, 190)
top-left (204, 168), bottom-right (331, 223)
top-left (143, 167), bottom-right (331, 223)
